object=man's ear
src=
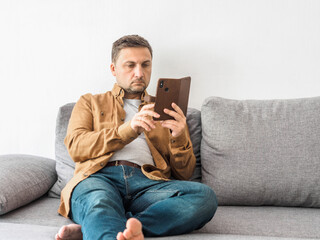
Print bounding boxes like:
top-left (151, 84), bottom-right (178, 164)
top-left (110, 63), bottom-right (116, 76)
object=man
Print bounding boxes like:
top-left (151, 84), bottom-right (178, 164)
top-left (55, 35), bottom-right (217, 240)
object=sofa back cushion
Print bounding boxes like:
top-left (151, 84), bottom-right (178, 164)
top-left (49, 103), bottom-right (76, 198)
top-left (201, 96), bottom-right (320, 207)
top-left (49, 103), bottom-right (202, 197)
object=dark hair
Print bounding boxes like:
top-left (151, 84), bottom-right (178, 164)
top-left (111, 35), bottom-right (153, 63)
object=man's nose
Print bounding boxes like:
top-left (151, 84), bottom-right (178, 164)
top-left (134, 65), bottom-right (143, 78)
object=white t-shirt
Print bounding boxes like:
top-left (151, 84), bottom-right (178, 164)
top-left (108, 98), bottom-right (155, 166)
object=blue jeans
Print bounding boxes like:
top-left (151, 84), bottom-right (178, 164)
top-left (70, 166), bottom-right (217, 240)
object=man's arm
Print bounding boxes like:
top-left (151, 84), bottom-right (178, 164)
top-left (64, 94), bottom-right (138, 162)
top-left (161, 103), bottom-right (196, 180)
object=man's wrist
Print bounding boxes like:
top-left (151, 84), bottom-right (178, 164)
top-left (169, 129), bottom-right (188, 147)
top-left (118, 121), bottom-right (139, 143)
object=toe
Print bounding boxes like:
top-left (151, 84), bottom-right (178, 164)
top-left (55, 233), bottom-right (61, 240)
top-left (123, 228), bottom-right (133, 239)
top-left (126, 218), bottom-right (142, 236)
top-left (117, 232), bottom-right (126, 240)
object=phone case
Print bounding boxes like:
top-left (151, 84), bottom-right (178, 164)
top-left (153, 76), bottom-right (191, 121)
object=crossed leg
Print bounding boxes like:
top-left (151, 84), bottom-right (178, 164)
top-left (55, 166), bottom-right (217, 239)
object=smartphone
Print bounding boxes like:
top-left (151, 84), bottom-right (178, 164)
top-left (153, 76), bottom-right (191, 121)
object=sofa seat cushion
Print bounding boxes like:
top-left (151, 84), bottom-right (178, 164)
top-left (0, 224), bottom-right (316, 240)
top-left (201, 96), bottom-right (320, 207)
top-left (200, 206), bottom-right (320, 239)
top-left (0, 196), bottom-right (73, 227)
top-left (1, 197), bottom-right (318, 239)
top-left (147, 233), bottom-right (320, 240)
top-left (0, 154), bottom-right (57, 215)
top-left (0, 223), bottom-right (59, 240)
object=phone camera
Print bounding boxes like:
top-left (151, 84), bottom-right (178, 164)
top-left (160, 81), bottom-right (164, 88)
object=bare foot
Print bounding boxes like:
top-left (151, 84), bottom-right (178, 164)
top-left (55, 223), bottom-right (83, 240)
top-left (117, 218), bottom-right (144, 240)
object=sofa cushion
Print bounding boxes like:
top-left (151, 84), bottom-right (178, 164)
top-left (49, 103), bottom-right (202, 197)
top-left (49, 103), bottom-right (76, 198)
top-left (0, 223), bottom-right (59, 240)
top-left (148, 233), bottom-right (317, 240)
top-left (0, 154), bottom-right (57, 215)
top-left (0, 196), bottom-right (73, 227)
top-left (201, 96), bottom-right (320, 207)
top-left (3, 224), bottom-right (310, 240)
top-left (200, 206), bottom-right (320, 239)
top-left (186, 108), bottom-right (202, 182)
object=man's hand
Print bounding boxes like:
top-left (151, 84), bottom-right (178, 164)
top-left (131, 103), bottom-right (160, 135)
top-left (161, 103), bottom-right (186, 137)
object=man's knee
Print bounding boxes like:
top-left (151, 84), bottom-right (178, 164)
top-left (202, 184), bottom-right (218, 218)
top-left (188, 182), bottom-right (218, 219)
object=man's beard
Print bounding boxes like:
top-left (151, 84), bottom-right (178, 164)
top-left (125, 79), bottom-right (146, 94)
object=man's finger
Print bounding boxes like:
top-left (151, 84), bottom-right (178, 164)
top-left (139, 110), bottom-right (160, 119)
top-left (171, 102), bottom-right (184, 116)
top-left (141, 103), bottom-right (155, 110)
top-left (163, 108), bottom-right (182, 121)
top-left (161, 120), bottom-right (179, 128)
top-left (137, 120), bottom-right (152, 131)
top-left (141, 118), bottom-right (156, 129)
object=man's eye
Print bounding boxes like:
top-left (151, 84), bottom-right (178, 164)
top-left (127, 64), bottom-right (135, 68)
top-left (142, 63), bottom-right (150, 68)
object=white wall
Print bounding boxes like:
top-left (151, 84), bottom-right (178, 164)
top-left (1, 0), bottom-right (320, 158)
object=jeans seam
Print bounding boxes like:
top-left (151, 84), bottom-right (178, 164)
top-left (146, 190), bottom-right (177, 193)
top-left (121, 165), bottom-right (131, 200)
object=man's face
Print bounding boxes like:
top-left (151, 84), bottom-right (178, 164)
top-left (110, 47), bottom-right (152, 96)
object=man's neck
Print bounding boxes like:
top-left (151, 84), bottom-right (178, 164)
top-left (124, 92), bottom-right (142, 99)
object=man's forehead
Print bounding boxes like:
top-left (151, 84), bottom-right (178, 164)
top-left (117, 47), bottom-right (152, 62)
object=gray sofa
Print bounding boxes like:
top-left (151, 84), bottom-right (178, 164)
top-left (1, 96), bottom-right (320, 240)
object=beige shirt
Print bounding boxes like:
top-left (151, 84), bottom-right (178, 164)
top-left (58, 84), bottom-right (196, 218)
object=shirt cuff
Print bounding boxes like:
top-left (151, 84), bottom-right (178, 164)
top-left (117, 120), bottom-right (139, 144)
top-left (169, 128), bottom-right (189, 147)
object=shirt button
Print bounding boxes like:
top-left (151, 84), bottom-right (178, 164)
top-left (83, 173), bottom-right (88, 177)
top-left (121, 117), bottom-right (125, 121)
top-left (171, 139), bottom-right (176, 143)
top-left (101, 111), bottom-right (104, 116)
top-left (100, 162), bottom-right (104, 167)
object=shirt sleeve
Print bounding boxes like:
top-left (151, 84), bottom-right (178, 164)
top-left (64, 94), bottom-right (139, 162)
top-left (168, 126), bottom-right (196, 180)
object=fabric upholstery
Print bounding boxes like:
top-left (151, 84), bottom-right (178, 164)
top-left (1, 223), bottom-right (318, 240)
top-left (201, 96), bottom-right (320, 207)
top-left (147, 234), bottom-right (319, 240)
top-left (48, 103), bottom-right (75, 198)
top-left (0, 154), bottom-right (57, 215)
top-left (200, 206), bottom-right (320, 239)
top-left (186, 108), bottom-right (202, 182)
top-left (0, 223), bottom-right (60, 240)
top-left (0, 196), bottom-right (73, 227)
top-left (1, 196), bottom-right (319, 240)
top-left (49, 103), bottom-right (202, 197)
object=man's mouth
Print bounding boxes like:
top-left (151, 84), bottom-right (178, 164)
top-left (132, 80), bottom-right (145, 85)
